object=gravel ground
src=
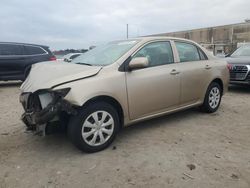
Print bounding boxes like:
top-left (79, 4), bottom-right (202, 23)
top-left (0, 81), bottom-right (249, 188)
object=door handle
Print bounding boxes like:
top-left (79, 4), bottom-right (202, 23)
top-left (205, 65), bottom-right (212, 70)
top-left (170, 69), bottom-right (180, 75)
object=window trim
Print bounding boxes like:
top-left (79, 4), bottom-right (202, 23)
top-left (0, 43), bottom-right (24, 56)
top-left (0, 43), bottom-right (48, 57)
top-left (23, 45), bottom-right (48, 56)
top-left (174, 40), bottom-right (208, 63)
top-left (197, 47), bottom-right (208, 60)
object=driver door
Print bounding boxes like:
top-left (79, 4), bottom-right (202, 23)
top-left (126, 41), bottom-right (181, 120)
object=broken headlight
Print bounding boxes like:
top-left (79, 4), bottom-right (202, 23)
top-left (53, 88), bottom-right (71, 97)
top-left (38, 88), bottom-right (71, 109)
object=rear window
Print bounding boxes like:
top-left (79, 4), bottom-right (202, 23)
top-left (175, 42), bottom-right (200, 62)
top-left (24, 45), bottom-right (47, 55)
top-left (0, 44), bottom-right (23, 55)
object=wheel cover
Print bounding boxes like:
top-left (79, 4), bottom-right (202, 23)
top-left (208, 87), bottom-right (221, 109)
top-left (81, 111), bottom-right (114, 146)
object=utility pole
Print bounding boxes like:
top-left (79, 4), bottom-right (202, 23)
top-left (126, 24), bottom-right (128, 39)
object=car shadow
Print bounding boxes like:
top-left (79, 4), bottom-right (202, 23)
top-left (228, 84), bottom-right (250, 94)
top-left (31, 108), bottom-right (199, 155)
top-left (118, 108), bottom-right (199, 139)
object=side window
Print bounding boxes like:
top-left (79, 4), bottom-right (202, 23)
top-left (175, 42), bottom-right (201, 62)
top-left (133, 41), bottom-right (174, 67)
top-left (0, 44), bottom-right (23, 55)
top-left (25, 46), bottom-right (46, 55)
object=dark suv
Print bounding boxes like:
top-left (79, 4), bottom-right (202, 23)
top-left (0, 42), bottom-right (56, 81)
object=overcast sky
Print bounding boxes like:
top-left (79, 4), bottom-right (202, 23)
top-left (1, 0), bottom-right (250, 50)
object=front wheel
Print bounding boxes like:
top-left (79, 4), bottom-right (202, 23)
top-left (200, 82), bottom-right (222, 113)
top-left (67, 102), bottom-right (119, 153)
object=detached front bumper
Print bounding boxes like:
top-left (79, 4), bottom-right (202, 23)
top-left (20, 91), bottom-right (77, 135)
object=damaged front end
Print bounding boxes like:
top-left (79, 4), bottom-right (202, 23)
top-left (20, 88), bottom-right (76, 135)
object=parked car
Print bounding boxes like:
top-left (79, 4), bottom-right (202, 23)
top-left (0, 42), bottom-right (56, 81)
top-left (225, 44), bottom-right (250, 85)
top-left (63, 53), bottom-right (83, 62)
top-left (20, 37), bottom-right (229, 153)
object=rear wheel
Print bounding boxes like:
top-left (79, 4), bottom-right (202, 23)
top-left (67, 102), bottom-right (119, 153)
top-left (200, 82), bottom-right (222, 113)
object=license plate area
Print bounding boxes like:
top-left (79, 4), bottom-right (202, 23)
top-left (235, 73), bottom-right (246, 80)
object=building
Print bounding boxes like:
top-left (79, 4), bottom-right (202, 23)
top-left (148, 21), bottom-right (250, 55)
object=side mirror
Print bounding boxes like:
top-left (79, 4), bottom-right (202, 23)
top-left (128, 57), bottom-right (149, 70)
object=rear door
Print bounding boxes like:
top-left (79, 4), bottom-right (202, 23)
top-left (0, 44), bottom-right (26, 80)
top-left (174, 41), bottom-right (212, 105)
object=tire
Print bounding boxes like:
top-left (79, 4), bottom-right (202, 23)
top-left (200, 82), bottom-right (222, 113)
top-left (67, 102), bottom-right (119, 153)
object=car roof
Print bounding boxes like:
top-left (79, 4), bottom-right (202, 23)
top-left (113, 36), bottom-right (200, 46)
top-left (0, 42), bottom-right (49, 49)
top-left (134, 36), bottom-right (198, 43)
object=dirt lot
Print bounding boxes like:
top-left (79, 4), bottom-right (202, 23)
top-left (0, 82), bottom-right (249, 188)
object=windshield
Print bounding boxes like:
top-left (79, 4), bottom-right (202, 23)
top-left (71, 40), bottom-right (139, 66)
top-left (231, 45), bottom-right (250, 57)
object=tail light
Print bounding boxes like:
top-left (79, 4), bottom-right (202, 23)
top-left (227, 64), bottom-right (231, 70)
top-left (49, 56), bottom-right (57, 61)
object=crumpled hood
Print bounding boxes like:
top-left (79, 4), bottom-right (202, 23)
top-left (21, 61), bottom-right (102, 93)
top-left (225, 57), bottom-right (250, 65)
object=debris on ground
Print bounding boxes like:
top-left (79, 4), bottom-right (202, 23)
top-left (1, 132), bottom-right (9, 135)
top-left (85, 164), bottom-right (97, 174)
top-left (215, 154), bottom-right (221, 158)
top-left (187, 164), bottom-right (196, 170)
top-left (183, 173), bottom-right (194, 179)
top-left (127, 178), bottom-right (136, 185)
top-left (231, 174), bottom-right (239, 180)
top-left (89, 164), bottom-right (97, 170)
top-left (112, 146), bottom-right (117, 150)
top-left (56, 171), bottom-right (62, 175)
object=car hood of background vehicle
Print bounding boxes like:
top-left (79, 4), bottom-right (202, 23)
top-left (225, 57), bottom-right (250, 64)
top-left (21, 61), bottom-right (102, 93)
